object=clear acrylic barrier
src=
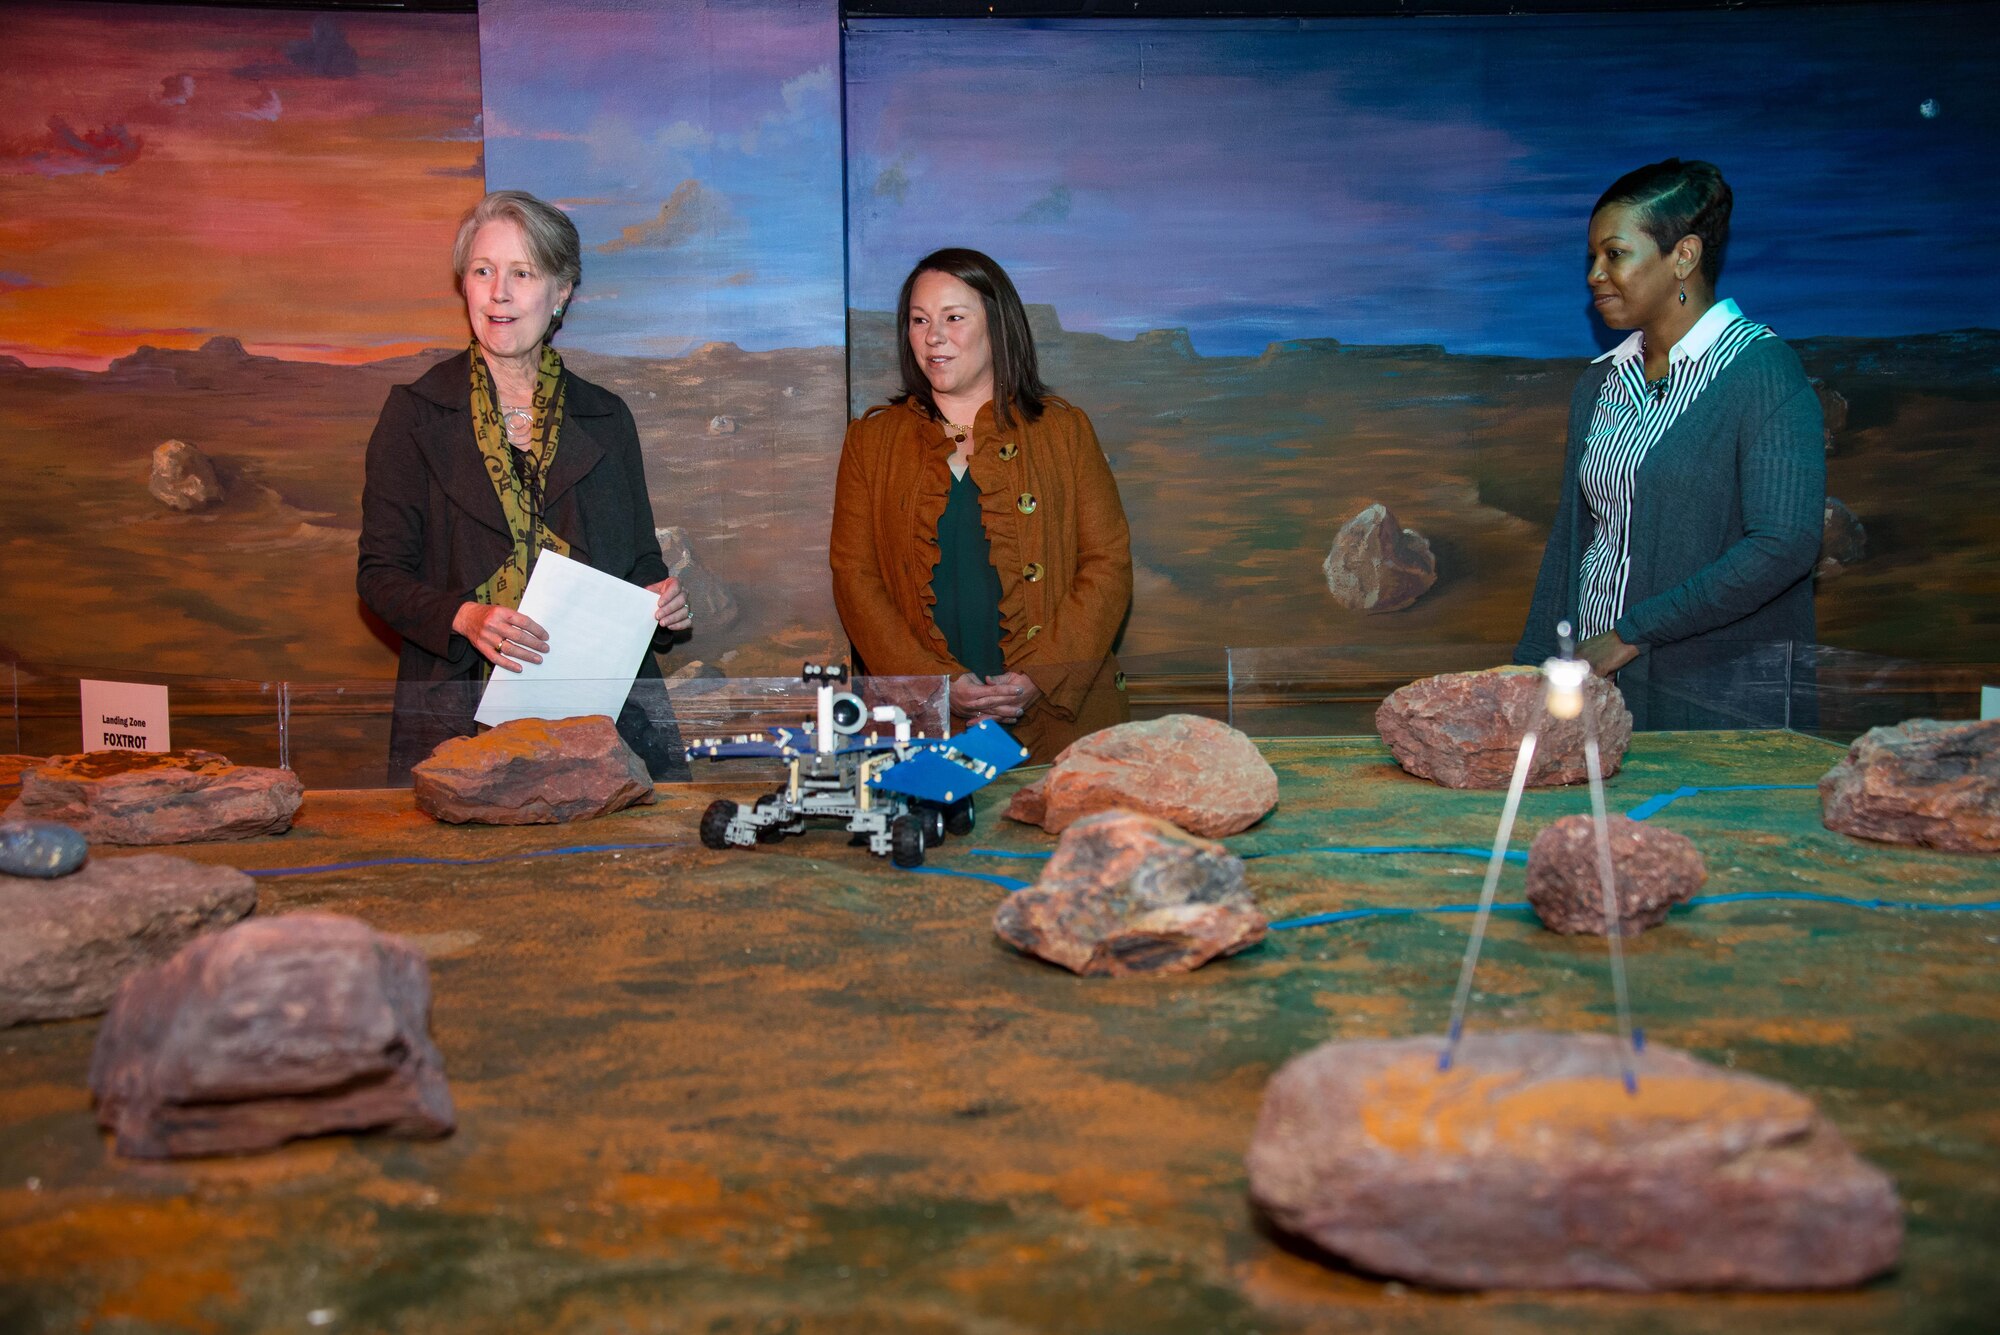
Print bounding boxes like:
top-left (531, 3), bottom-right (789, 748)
top-left (1, 650), bottom-right (1992, 791)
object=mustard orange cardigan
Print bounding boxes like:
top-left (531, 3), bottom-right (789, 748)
top-left (829, 396), bottom-right (1133, 762)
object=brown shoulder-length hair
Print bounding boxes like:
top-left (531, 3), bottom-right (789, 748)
top-left (894, 247), bottom-right (1050, 430)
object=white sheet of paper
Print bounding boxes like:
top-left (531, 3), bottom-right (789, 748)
top-left (1983, 686), bottom-right (1998, 721)
top-left (474, 548), bottom-right (659, 728)
top-left (80, 679), bottom-right (170, 752)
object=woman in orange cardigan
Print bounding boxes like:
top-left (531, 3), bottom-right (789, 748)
top-left (830, 248), bottom-right (1133, 762)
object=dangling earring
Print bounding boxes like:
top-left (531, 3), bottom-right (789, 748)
top-left (1677, 283), bottom-right (1687, 307)
top-left (554, 305), bottom-right (565, 317)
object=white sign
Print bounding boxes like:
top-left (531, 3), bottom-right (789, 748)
top-left (1983, 686), bottom-right (1998, 721)
top-left (80, 680), bottom-right (170, 753)
top-left (474, 548), bottom-right (659, 728)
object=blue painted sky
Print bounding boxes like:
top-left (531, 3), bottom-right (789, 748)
top-left (480, 0), bottom-right (843, 356)
top-left (846, 6), bottom-right (2000, 358)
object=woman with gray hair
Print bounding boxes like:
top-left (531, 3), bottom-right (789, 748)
top-left (359, 189), bottom-right (691, 782)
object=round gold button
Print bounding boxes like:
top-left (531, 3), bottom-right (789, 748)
top-left (1022, 562), bottom-right (1044, 582)
top-left (998, 442), bottom-right (1019, 461)
top-left (1023, 624), bottom-right (1043, 640)
top-left (1016, 493), bottom-right (1037, 515)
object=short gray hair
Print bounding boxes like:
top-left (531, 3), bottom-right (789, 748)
top-left (451, 190), bottom-right (582, 335)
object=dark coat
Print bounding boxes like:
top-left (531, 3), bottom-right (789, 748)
top-left (357, 350), bottom-right (680, 780)
top-left (1515, 337), bottom-right (1825, 729)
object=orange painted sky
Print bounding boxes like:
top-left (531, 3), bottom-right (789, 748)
top-left (0, 4), bottom-right (484, 369)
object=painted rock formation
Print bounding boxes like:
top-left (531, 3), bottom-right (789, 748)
top-left (1817, 497), bottom-right (1868, 580)
top-left (1820, 717), bottom-right (2000, 853)
top-left (1004, 714), bottom-right (1277, 836)
top-left (413, 715), bottom-right (656, 824)
top-left (1525, 814), bottom-right (1706, 935)
top-left (148, 438), bottom-right (226, 511)
top-left (994, 809), bottom-right (1264, 976)
top-left (1376, 666), bottom-right (1632, 789)
top-left (1811, 377), bottom-right (1849, 453)
top-left (1246, 1030), bottom-right (1903, 1291)
top-left (90, 913), bottom-right (455, 1158)
top-left (656, 525), bottom-right (741, 631)
top-left (6, 749), bottom-right (303, 845)
top-left (1323, 503), bottom-right (1437, 613)
top-left (0, 819), bottom-right (88, 878)
top-left (2, 853), bottom-right (257, 1026)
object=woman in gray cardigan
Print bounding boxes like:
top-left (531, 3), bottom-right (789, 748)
top-left (1515, 159), bottom-right (1824, 729)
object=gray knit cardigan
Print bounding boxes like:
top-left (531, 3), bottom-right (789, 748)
top-left (1514, 336), bottom-right (1826, 729)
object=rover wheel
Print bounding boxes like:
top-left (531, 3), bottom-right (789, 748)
top-left (920, 805), bottom-right (947, 847)
top-left (754, 793), bottom-right (786, 842)
top-left (699, 799), bottom-right (738, 850)
top-left (944, 798), bottom-right (975, 838)
top-left (890, 814), bottom-right (924, 869)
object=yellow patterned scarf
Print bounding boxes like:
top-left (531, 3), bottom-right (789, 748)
top-left (469, 341), bottom-right (571, 610)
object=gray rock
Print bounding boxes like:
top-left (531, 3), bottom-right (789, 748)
top-left (90, 913), bottom-right (454, 1158)
top-left (655, 525), bottom-right (741, 631)
top-left (1246, 1030), bottom-right (1902, 1291)
top-left (1, 853), bottom-right (257, 1026)
top-left (149, 438), bottom-right (226, 511)
top-left (995, 809), bottom-right (1264, 976)
top-left (0, 820), bottom-right (89, 878)
top-left (1811, 377), bottom-right (1849, 453)
top-left (1323, 503), bottom-right (1437, 613)
top-left (707, 414), bottom-right (737, 435)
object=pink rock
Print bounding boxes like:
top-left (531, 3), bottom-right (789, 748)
top-left (413, 715), bottom-right (656, 824)
top-left (1246, 1031), bottom-right (1902, 1291)
top-left (90, 913), bottom-right (455, 1158)
top-left (1323, 502), bottom-right (1437, 612)
top-left (994, 809), bottom-right (1264, 976)
top-left (1004, 775), bottom-right (1049, 826)
top-left (1376, 666), bottom-right (1632, 789)
top-left (1526, 814), bottom-right (1706, 935)
top-left (1, 853), bottom-right (257, 1026)
top-left (1820, 717), bottom-right (2000, 853)
top-left (5, 749), bottom-right (303, 845)
top-left (1011, 714), bottom-right (1277, 837)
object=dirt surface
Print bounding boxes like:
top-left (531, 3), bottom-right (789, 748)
top-left (4, 730), bottom-right (1998, 1333)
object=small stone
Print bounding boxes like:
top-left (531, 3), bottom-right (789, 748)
top-left (148, 438), bottom-right (226, 511)
top-left (1526, 814), bottom-right (1706, 935)
top-left (1820, 717), bottom-right (2000, 853)
top-left (1376, 666), bottom-right (1632, 789)
top-left (1010, 714), bottom-right (1277, 837)
top-left (994, 809), bottom-right (1264, 976)
top-left (1816, 497), bottom-right (1868, 580)
top-left (1323, 503), bottom-right (1437, 613)
top-left (89, 913), bottom-right (454, 1158)
top-left (707, 415), bottom-right (737, 435)
top-left (1, 854), bottom-right (257, 1026)
top-left (0, 820), bottom-right (89, 878)
top-left (5, 749), bottom-right (303, 845)
top-left (413, 715), bottom-right (657, 824)
top-left (1245, 1031), bottom-right (1903, 1291)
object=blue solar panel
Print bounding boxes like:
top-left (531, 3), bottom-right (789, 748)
top-left (946, 719), bottom-right (1030, 773)
top-left (871, 749), bottom-right (990, 804)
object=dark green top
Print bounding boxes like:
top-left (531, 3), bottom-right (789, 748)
top-left (930, 469), bottom-right (1006, 678)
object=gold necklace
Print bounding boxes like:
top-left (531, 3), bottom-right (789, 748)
top-left (940, 419), bottom-right (972, 444)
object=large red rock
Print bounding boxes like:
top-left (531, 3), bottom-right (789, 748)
top-left (1526, 814), bottom-right (1706, 935)
top-left (1323, 502), bottom-right (1437, 613)
top-left (148, 438), bottom-right (226, 511)
top-left (90, 913), bottom-right (455, 1158)
top-left (1819, 717), bottom-right (2000, 853)
top-left (1376, 666), bottom-right (1632, 789)
top-left (5, 749), bottom-right (302, 845)
top-left (1008, 714), bottom-right (1277, 836)
top-left (1, 854), bottom-right (257, 1026)
top-left (994, 809), bottom-right (1264, 976)
top-left (413, 715), bottom-right (656, 824)
top-left (1246, 1031), bottom-right (1902, 1291)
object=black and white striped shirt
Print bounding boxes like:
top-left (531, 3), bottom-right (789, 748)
top-left (1576, 299), bottom-right (1774, 640)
